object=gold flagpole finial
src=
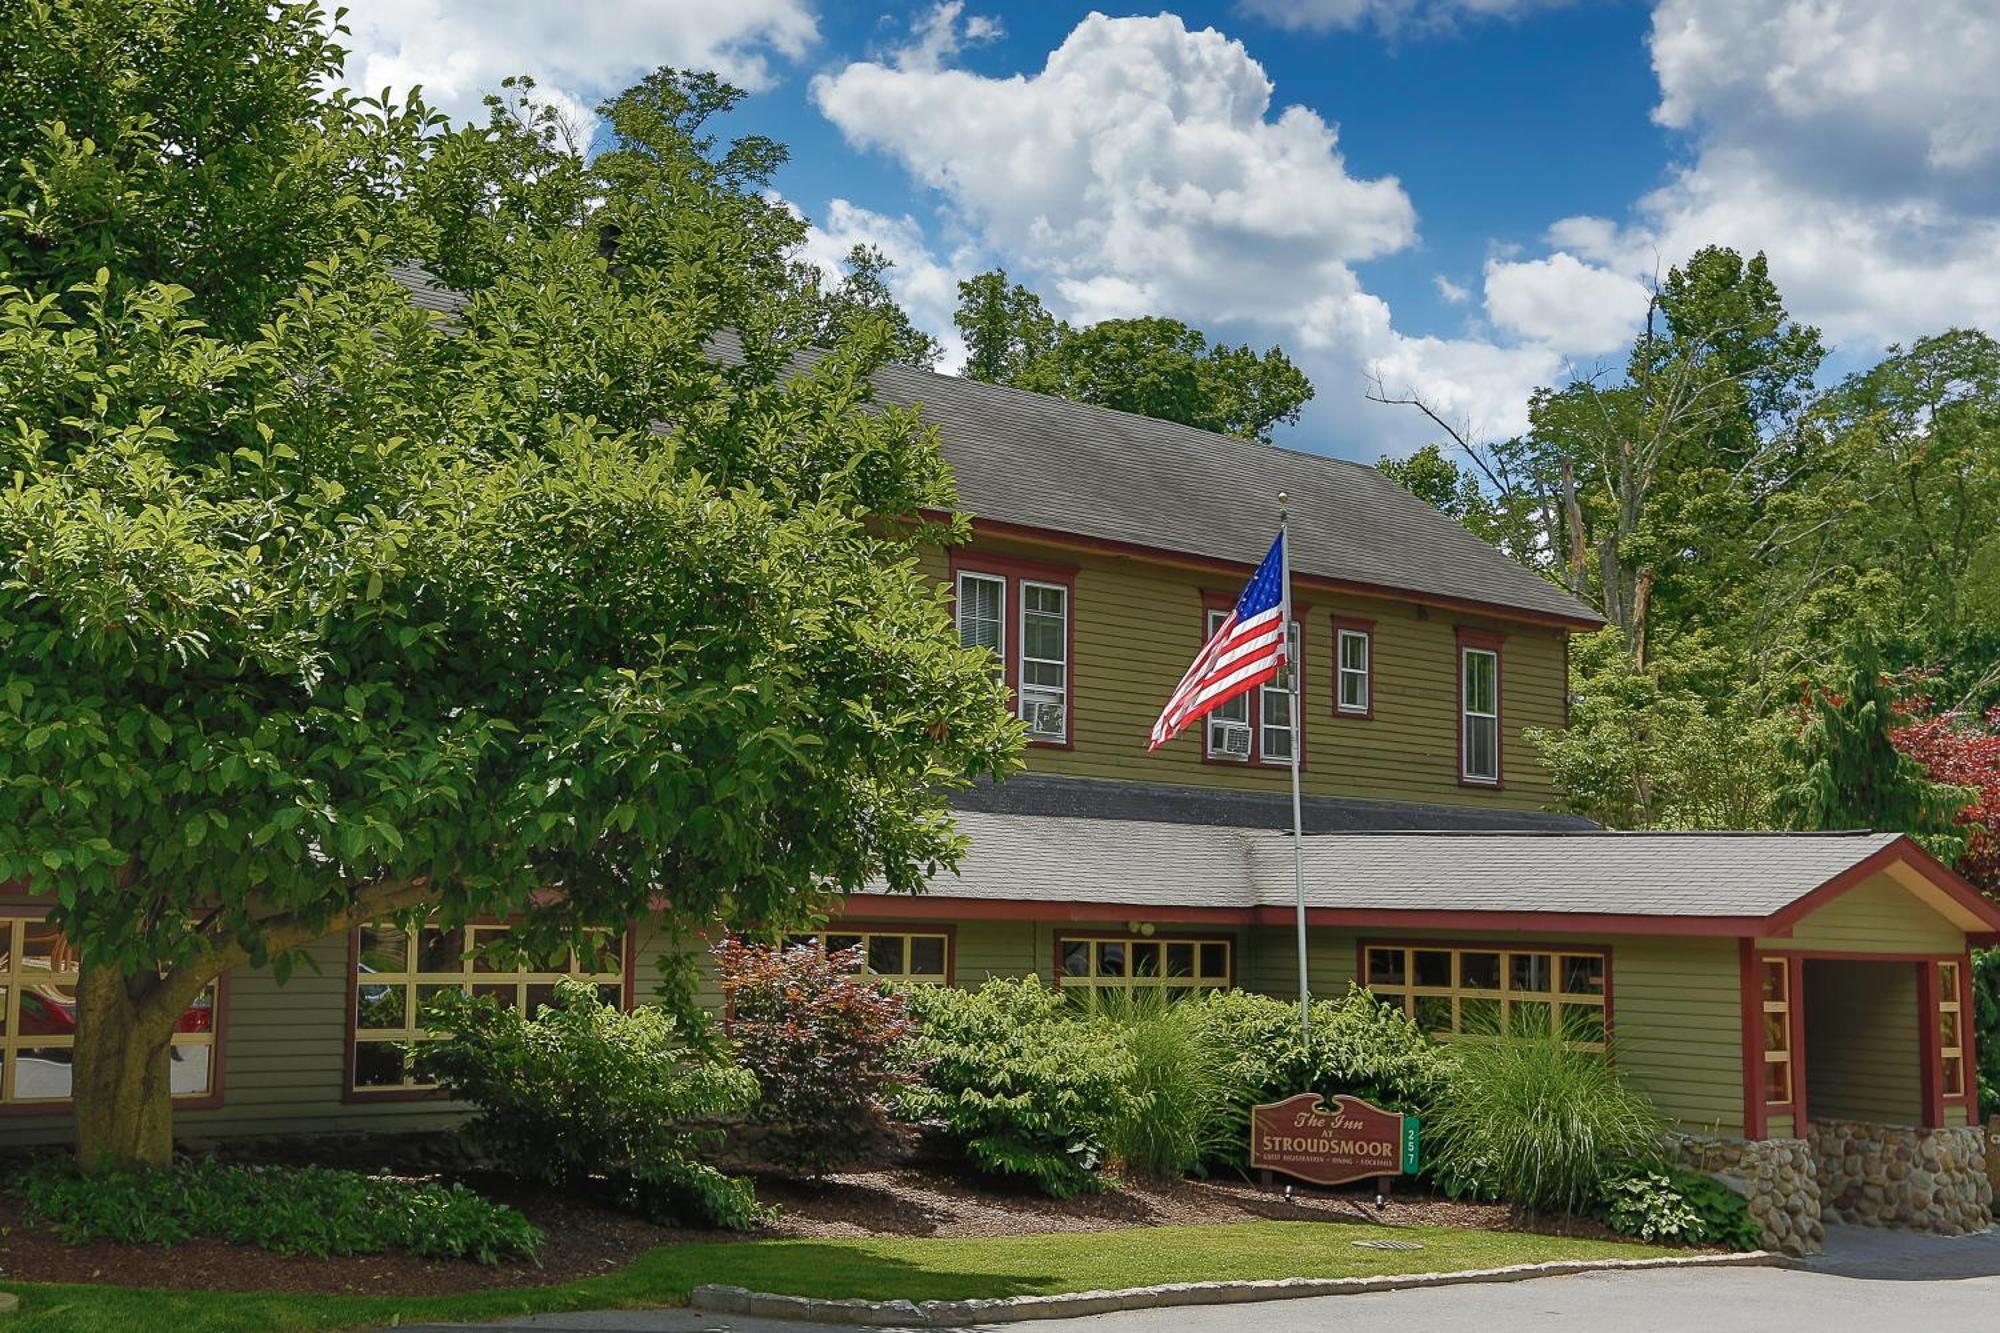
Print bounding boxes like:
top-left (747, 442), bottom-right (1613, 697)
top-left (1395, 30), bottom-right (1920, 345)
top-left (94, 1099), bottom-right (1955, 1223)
top-left (1278, 491), bottom-right (1290, 521)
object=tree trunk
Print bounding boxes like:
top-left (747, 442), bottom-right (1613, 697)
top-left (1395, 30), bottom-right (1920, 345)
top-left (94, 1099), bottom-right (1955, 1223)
top-left (1631, 566), bottom-right (1655, 667)
top-left (73, 963), bottom-right (179, 1170)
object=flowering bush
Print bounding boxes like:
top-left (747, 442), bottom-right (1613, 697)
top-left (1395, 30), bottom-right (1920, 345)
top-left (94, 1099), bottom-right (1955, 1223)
top-left (714, 937), bottom-right (919, 1177)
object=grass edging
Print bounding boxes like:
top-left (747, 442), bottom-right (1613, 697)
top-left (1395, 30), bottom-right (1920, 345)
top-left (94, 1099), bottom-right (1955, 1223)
top-left (693, 1251), bottom-right (1785, 1327)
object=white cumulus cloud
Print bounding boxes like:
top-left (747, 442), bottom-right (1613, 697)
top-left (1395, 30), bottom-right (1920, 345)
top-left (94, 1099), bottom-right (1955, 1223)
top-left (334, 0), bottom-right (818, 127)
top-left (1237, 0), bottom-right (1578, 34)
top-left (1482, 252), bottom-right (1651, 358)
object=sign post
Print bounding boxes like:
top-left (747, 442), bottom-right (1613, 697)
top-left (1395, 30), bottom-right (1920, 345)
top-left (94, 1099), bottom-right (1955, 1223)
top-left (1249, 1093), bottom-right (1420, 1190)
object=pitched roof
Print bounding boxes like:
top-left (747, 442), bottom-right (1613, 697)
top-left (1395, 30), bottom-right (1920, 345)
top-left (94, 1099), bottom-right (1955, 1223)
top-left (954, 773), bottom-right (1599, 834)
top-left (873, 814), bottom-right (1979, 929)
top-left (385, 266), bottom-right (1600, 626)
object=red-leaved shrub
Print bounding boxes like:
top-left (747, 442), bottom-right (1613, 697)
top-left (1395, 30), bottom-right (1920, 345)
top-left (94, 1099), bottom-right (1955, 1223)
top-left (713, 937), bottom-right (919, 1177)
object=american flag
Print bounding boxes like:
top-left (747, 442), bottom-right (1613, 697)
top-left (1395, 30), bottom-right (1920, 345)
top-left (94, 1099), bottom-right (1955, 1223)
top-left (1149, 532), bottom-right (1290, 750)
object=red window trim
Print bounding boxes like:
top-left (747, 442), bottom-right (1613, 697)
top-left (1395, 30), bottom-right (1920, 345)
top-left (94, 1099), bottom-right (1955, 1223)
top-left (343, 919), bottom-right (638, 1104)
top-left (0, 904), bottom-right (228, 1117)
top-left (1196, 590), bottom-right (1308, 770)
top-left (948, 550), bottom-right (1078, 749)
top-left (1330, 615), bottom-right (1376, 720)
top-left (1455, 626), bottom-right (1506, 789)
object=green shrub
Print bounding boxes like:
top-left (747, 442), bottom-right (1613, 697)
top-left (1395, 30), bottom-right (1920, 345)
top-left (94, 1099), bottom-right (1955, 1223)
top-left (14, 1156), bottom-right (540, 1264)
top-left (412, 977), bottom-right (765, 1228)
top-left (1424, 1030), bottom-right (1665, 1214)
top-left (1187, 986), bottom-right (1455, 1171)
top-left (1599, 1165), bottom-right (1762, 1249)
top-left (1085, 991), bottom-right (1235, 1179)
top-left (899, 976), bottom-right (1135, 1198)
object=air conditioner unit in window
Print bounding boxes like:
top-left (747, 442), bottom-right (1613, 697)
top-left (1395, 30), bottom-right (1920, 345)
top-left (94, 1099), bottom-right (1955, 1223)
top-left (1211, 721), bottom-right (1252, 757)
top-left (1029, 701), bottom-right (1067, 737)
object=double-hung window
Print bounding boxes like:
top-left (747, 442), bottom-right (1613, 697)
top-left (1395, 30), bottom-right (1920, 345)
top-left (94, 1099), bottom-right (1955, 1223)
top-left (1018, 582), bottom-right (1069, 740)
top-left (1334, 620), bottom-right (1372, 717)
top-left (952, 558), bottom-right (1074, 745)
top-left (1203, 607), bottom-right (1300, 765)
top-left (1459, 633), bottom-right (1501, 785)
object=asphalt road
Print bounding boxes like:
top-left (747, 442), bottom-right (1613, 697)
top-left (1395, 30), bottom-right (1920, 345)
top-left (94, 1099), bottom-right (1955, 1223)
top-left (393, 1225), bottom-right (2000, 1332)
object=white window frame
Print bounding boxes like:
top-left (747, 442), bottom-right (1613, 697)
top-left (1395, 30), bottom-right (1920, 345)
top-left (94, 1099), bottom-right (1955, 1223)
top-left (1018, 579), bottom-right (1069, 742)
top-left (955, 571), bottom-right (1006, 662)
top-left (1337, 627), bottom-right (1371, 715)
top-left (1258, 623), bottom-right (1301, 764)
top-left (1460, 645), bottom-right (1500, 784)
top-left (1204, 607), bottom-right (1253, 761)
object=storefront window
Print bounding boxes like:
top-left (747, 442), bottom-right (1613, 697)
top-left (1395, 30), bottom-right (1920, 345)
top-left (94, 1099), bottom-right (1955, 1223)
top-left (351, 922), bottom-right (623, 1093)
top-left (782, 930), bottom-right (950, 984)
top-left (1362, 944), bottom-right (1607, 1049)
top-left (0, 917), bottom-right (216, 1104)
top-left (1058, 935), bottom-right (1231, 999)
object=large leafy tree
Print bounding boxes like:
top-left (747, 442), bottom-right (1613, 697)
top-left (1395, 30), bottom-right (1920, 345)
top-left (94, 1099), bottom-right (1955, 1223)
top-left (953, 270), bottom-right (1314, 443)
top-left (789, 244), bottom-right (940, 369)
top-left (0, 3), bottom-right (1020, 1167)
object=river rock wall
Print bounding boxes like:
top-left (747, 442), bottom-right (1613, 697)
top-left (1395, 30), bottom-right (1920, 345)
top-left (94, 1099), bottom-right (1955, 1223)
top-left (1669, 1132), bottom-right (1824, 1256)
top-left (1807, 1117), bottom-right (1992, 1235)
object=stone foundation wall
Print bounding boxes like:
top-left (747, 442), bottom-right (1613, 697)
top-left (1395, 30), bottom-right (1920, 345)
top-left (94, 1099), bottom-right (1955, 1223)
top-left (1669, 1132), bottom-right (1824, 1256)
top-left (1807, 1117), bottom-right (1993, 1235)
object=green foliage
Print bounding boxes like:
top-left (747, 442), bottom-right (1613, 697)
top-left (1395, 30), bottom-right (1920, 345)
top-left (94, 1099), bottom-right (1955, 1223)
top-left (1529, 628), bottom-right (1788, 830)
top-left (1775, 635), bottom-right (1971, 857)
top-left (1599, 1165), bottom-right (1762, 1250)
top-left (789, 243), bottom-right (940, 368)
top-left (1975, 948), bottom-right (2000, 1119)
top-left (14, 1155), bottom-right (541, 1264)
top-left (0, 0), bottom-right (1021, 1161)
top-left (1190, 986), bottom-right (1455, 1172)
top-left (1083, 991), bottom-right (1236, 1179)
top-left (952, 270), bottom-right (1313, 442)
top-left (412, 979), bottom-right (764, 1228)
top-left (898, 976), bottom-right (1134, 1198)
top-left (1424, 1031), bottom-right (1666, 1215)
top-left (713, 937), bottom-right (919, 1177)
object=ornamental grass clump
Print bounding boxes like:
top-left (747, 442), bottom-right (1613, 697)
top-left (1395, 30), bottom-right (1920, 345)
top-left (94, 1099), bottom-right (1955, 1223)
top-left (1082, 990), bottom-right (1235, 1179)
top-left (1424, 1028), bottom-right (1666, 1215)
top-left (413, 978), bottom-right (764, 1228)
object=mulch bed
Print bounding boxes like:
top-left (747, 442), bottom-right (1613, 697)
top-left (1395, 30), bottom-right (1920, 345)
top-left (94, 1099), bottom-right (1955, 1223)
top-left (0, 1148), bottom-right (1632, 1297)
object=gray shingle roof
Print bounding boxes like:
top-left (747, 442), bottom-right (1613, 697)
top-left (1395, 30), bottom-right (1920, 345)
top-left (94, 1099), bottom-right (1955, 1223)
top-left (880, 813), bottom-right (1911, 922)
top-left (953, 773), bottom-right (1599, 833)
top-left (385, 266), bottom-right (1599, 625)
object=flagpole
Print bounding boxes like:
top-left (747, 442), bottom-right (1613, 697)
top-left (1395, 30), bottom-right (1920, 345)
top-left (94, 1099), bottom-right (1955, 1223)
top-left (1278, 493), bottom-right (1310, 1043)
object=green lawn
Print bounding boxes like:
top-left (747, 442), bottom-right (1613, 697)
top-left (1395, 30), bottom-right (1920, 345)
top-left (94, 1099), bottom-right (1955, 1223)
top-left (1, 1220), bottom-right (1681, 1333)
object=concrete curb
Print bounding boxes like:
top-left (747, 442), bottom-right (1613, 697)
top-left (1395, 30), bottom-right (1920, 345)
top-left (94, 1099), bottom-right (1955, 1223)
top-left (691, 1250), bottom-right (1784, 1326)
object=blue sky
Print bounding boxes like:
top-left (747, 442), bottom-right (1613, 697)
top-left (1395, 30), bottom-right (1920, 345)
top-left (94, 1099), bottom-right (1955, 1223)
top-left (338, 1), bottom-right (2000, 460)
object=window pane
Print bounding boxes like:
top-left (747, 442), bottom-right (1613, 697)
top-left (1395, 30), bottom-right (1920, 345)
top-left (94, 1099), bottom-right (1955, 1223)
top-left (1944, 1056), bottom-right (1966, 1097)
top-left (1762, 960), bottom-right (1788, 1003)
top-left (169, 1044), bottom-right (212, 1097)
top-left (1510, 953), bottom-right (1553, 993)
top-left (1414, 995), bottom-right (1454, 1035)
top-left (419, 926), bottom-right (466, 973)
top-left (524, 983), bottom-right (560, 1014)
top-left (1459, 952), bottom-right (1501, 991)
top-left (356, 984), bottom-right (407, 1029)
top-left (1132, 942), bottom-right (1160, 977)
top-left (1413, 950), bottom-right (1452, 988)
top-left (1562, 1005), bottom-right (1607, 1045)
top-left (1508, 1000), bottom-right (1553, 1037)
top-left (1561, 955), bottom-right (1605, 995)
top-left (416, 983), bottom-right (460, 1020)
top-left (1341, 632), bottom-right (1368, 671)
top-left (1764, 1011), bottom-right (1789, 1053)
top-left (1062, 940), bottom-right (1090, 976)
top-left (1022, 616), bottom-right (1065, 662)
top-left (16, 1046), bottom-right (74, 1099)
top-left (0, 986), bottom-right (7, 1035)
top-left (1939, 961), bottom-right (1960, 995)
top-left (1465, 716), bottom-right (1499, 780)
top-left (1025, 583), bottom-right (1066, 616)
top-left (1939, 1009), bottom-right (1962, 1049)
top-left (1463, 651), bottom-right (1496, 714)
top-left (1096, 941), bottom-right (1126, 977)
top-left (908, 936), bottom-right (947, 976)
top-left (471, 982), bottom-right (517, 1010)
top-left (358, 924), bottom-right (411, 973)
top-left (958, 575), bottom-right (1003, 653)
top-left (1763, 1058), bottom-right (1792, 1104)
top-left (1199, 942), bottom-right (1228, 979)
top-left (825, 934), bottom-right (863, 958)
top-left (1461, 996), bottom-right (1500, 1035)
top-left (1366, 948), bottom-right (1405, 987)
top-left (867, 935), bottom-right (905, 976)
top-left (353, 1042), bottom-right (407, 1089)
top-left (1166, 942), bottom-right (1195, 977)
top-left (19, 984), bottom-right (75, 1037)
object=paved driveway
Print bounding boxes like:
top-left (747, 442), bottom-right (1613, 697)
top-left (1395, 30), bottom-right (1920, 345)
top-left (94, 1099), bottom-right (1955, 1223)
top-left (391, 1225), bottom-right (2000, 1333)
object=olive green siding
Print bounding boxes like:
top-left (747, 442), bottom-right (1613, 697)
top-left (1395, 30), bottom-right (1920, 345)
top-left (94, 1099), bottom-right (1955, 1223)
top-left (1803, 960), bottom-right (1924, 1126)
top-left (1756, 872), bottom-right (1968, 954)
top-left (933, 536), bottom-right (1567, 809)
